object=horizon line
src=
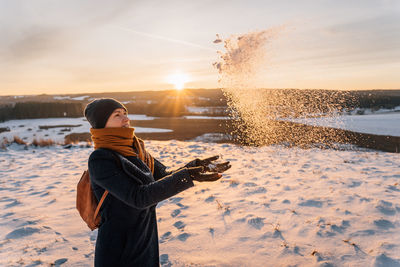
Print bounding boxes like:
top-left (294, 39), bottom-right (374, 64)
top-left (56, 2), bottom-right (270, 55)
top-left (2, 87), bottom-right (400, 97)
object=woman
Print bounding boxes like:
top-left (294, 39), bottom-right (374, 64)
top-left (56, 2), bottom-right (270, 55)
top-left (84, 98), bottom-right (231, 266)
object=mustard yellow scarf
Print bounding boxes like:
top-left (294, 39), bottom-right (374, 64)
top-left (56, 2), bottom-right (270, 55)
top-left (90, 127), bottom-right (154, 173)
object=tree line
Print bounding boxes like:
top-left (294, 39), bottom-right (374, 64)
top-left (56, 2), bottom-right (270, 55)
top-left (0, 101), bottom-right (188, 122)
top-left (0, 102), bottom-right (84, 122)
top-left (0, 90), bottom-right (399, 122)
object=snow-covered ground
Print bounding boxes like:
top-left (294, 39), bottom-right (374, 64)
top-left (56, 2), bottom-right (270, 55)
top-left (0, 113), bottom-right (399, 266)
top-left (186, 106), bottom-right (227, 115)
top-left (53, 96), bottom-right (91, 101)
top-left (0, 115), bottom-right (169, 144)
top-left (183, 116), bottom-right (230, 120)
top-left (284, 112), bottom-right (400, 137)
top-left (0, 141), bottom-right (400, 266)
top-left (348, 106), bottom-right (400, 116)
top-left (2, 111), bottom-right (399, 146)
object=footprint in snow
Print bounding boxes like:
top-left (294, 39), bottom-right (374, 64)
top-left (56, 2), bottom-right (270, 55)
top-left (349, 229), bottom-right (375, 237)
top-left (348, 181), bottom-right (362, 188)
top-left (229, 181), bottom-right (239, 188)
top-left (376, 200), bottom-right (396, 215)
top-left (173, 221), bottom-right (185, 230)
top-left (316, 220), bottom-right (350, 237)
top-left (205, 195), bottom-right (215, 202)
top-left (243, 182), bottom-right (257, 187)
top-left (171, 209), bottom-right (181, 217)
top-left (53, 258), bottom-right (68, 266)
top-left (169, 197), bottom-right (183, 204)
top-left (195, 188), bottom-right (210, 194)
top-left (160, 254), bottom-right (172, 267)
top-left (175, 203), bottom-right (188, 209)
top-left (25, 260), bottom-right (43, 266)
top-left (298, 199), bottom-right (323, 208)
top-left (387, 185), bottom-right (400, 192)
top-left (2, 212), bottom-right (14, 218)
top-left (374, 219), bottom-right (395, 229)
top-left (4, 199), bottom-right (21, 209)
top-left (177, 233), bottom-right (190, 242)
top-left (160, 231), bottom-right (172, 243)
top-left (247, 217), bottom-right (265, 230)
top-left (373, 254), bottom-right (400, 267)
top-left (246, 187), bottom-right (267, 195)
top-left (5, 226), bottom-right (41, 239)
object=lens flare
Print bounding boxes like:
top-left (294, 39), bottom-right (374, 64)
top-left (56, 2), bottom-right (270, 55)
top-left (167, 72), bottom-right (189, 90)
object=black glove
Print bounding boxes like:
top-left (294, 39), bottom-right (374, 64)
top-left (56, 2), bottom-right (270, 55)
top-left (187, 166), bottom-right (222, 182)
top-left (185, 156), bottom-right (231, 173)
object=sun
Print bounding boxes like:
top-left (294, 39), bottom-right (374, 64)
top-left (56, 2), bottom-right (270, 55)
top-left (167, 72), bottom-right (190, 91)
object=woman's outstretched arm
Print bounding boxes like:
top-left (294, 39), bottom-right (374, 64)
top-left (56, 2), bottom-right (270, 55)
top-left (89, 149), bottom-right (193, 209)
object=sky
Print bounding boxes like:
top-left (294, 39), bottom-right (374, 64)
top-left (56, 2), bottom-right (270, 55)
top-left (0, 0), bottom-right (399, 96)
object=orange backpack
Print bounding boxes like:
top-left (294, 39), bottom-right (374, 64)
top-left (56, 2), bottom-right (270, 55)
top-left (76, 151), bottom-right (120, 230)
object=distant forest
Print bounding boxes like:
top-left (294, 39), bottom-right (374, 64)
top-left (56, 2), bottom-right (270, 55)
top-left (0, 89), bottom-right (399, 122)
top-left (0, 102), bottom-right (83, 122)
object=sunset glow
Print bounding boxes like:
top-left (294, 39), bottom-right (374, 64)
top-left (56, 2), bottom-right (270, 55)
top-left (0, 1), bottom-right (399, 96)
top-left (167, 72), bottom-right (190, 91)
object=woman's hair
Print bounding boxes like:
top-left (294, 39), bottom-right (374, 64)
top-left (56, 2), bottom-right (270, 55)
top-left (84, 98), bottom-right (127, 128)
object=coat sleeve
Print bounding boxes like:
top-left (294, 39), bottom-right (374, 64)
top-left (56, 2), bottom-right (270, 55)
top-left (88, 149), bottom-right (194, 210)
top-left (152, 158), bottom-right (172, 181)
top-left (153, 158), bottom-right (200, 179)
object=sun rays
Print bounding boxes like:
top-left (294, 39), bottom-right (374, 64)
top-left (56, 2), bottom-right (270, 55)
top-left (166, 71), bottom-right (190, 91)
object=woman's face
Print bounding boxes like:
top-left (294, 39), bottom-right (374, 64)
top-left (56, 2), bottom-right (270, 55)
top-left (105, 108), bottom-right (130, 128)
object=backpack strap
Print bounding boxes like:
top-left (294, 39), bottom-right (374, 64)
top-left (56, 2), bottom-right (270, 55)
top-left (93, 190), bottom-right (108, 220)
top-left (92, 151), bottom-right (122, 221)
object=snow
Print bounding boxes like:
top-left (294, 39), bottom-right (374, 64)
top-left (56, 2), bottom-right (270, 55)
top-left (0, 113), bottom-right (399, 266)
top-left (186, 106), bottom-right (226, 115)
top-left (183, 116), bottom-right (230, 120)
top-left (70, 96), bottom-right (90, 101)
top-left (348, 106), bottom-right (400, 115)
top-left (0, 116), bottom-right (165, 144)
top-left (191, 133), bottom-right (231, 142)
top-left (1, 141), bottom-right (400, 266)
top-left (186, 106), bottom-right (210, 114)
top-left (53, 96), bottom-right (90, 101)
top-left (127, 114), bottom-right (155, 121)
top-left (53, 96), bottom-right (71, 100)
top-left (284, 113), bottom-right (400, 137)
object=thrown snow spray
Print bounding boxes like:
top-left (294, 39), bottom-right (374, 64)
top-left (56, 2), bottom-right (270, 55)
top-left (214, 29), bottom-right (353, 147)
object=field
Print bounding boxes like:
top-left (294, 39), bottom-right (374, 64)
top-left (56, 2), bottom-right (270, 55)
top-left (0, 141), bottom-right (399, 266)
top-left (0, 94), bottom-right (399, 266)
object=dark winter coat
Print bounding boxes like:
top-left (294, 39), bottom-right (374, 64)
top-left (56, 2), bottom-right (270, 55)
top-left (88, 148), bottom-right (194, 267)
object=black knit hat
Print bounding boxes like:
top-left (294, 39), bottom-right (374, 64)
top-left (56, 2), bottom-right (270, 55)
top-left (84, 98), bottom-right (127, 128)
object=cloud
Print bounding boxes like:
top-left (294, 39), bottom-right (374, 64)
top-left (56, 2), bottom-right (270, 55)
top-left (78, 0), bottom-right (137, 25)
top-left (1, 26), bottom-right (72, 64)
top-left (112, 26), bottom-right (215, 51)
top-left (325, 13), bottom-right (400, 36)
top-left (0, 0), bottom-right (136, 65)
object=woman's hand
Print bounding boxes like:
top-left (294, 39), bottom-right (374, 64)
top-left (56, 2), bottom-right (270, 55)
top-left (185, 156), bottom-right (231, 173)
top-left (187, 166), bottom-right (222, 182)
